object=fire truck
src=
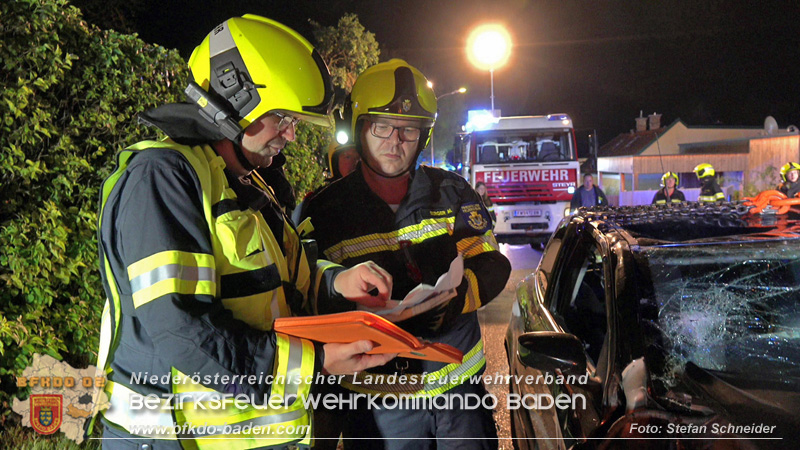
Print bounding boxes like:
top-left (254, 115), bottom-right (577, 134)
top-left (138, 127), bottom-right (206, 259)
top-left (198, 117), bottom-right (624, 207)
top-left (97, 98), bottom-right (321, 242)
top-left (457, 113), bottom-right (579, 245)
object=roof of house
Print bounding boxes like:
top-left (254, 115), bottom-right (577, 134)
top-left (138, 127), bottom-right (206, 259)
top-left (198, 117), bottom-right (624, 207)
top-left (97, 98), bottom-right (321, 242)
top-left (598, 119), bottom-right (677, 157)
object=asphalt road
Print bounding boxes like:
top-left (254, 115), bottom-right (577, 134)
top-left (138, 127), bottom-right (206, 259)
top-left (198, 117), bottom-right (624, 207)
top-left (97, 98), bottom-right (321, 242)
top-left (478, 244), bottom-right (543, 450)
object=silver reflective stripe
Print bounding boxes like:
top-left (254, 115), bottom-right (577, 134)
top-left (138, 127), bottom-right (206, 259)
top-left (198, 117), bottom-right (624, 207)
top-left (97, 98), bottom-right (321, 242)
top-left (191, 407), bottom-right (308, 437)
top-left (423, 344), bottom-right (485, 393)
top-left (104, 382), bottom-right (176, 438)
top-left (130, 265), bottom-right (215, 294)
top-left (209, 21), bottom-right (236, 58)
top-left (283, 337), bottom-right (304, 406)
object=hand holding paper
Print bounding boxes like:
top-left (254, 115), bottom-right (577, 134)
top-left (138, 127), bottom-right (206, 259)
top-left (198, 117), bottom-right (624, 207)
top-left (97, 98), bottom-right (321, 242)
top-left (359, 255), bottom-right (463, 322)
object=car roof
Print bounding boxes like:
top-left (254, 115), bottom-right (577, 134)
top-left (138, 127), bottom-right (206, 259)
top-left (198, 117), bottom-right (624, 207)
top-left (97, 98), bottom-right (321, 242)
top-left (573, 203), bottom-right (800, 248)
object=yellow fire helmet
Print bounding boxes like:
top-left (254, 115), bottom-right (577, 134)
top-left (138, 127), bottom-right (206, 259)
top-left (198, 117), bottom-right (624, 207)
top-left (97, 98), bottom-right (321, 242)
top-left (188, 14), bottom-right (334, 132)
top-left (780, 162), bottom-right (800, 181)
top-left (350, 59), bottom-right (437, 151)
top-left (693, 163), bottom-right (715, 179)
top-left (661, 171), bottom-right (679, 187)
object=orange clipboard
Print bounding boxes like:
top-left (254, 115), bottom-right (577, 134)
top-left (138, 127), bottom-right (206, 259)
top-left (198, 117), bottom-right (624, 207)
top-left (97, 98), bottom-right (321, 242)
top-left (273, 311), bottom-right (464, 364)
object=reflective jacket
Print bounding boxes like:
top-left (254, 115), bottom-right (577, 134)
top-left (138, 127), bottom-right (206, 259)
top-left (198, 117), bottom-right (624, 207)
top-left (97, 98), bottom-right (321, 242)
top-left (652, 187), bottom-right (686, 205)
top-left (302, 165), bottom-right (511, 397)
top-left (778, 180), bottom-right (800, 198)
top-left (94, 140), bottom-right (343, 448)
top-left (699, 178), bottom-right (725, 203)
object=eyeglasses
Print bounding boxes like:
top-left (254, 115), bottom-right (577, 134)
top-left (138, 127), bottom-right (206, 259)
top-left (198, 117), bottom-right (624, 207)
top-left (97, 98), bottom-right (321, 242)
top-left (273, 112), bottom-right (300, 132)
top-left (369, 121), bottom-right (421, 142)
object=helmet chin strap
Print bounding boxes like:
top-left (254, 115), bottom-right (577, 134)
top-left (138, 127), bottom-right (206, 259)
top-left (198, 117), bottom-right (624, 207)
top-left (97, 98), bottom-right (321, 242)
top-left (360, 156), bottom-right (413, 179)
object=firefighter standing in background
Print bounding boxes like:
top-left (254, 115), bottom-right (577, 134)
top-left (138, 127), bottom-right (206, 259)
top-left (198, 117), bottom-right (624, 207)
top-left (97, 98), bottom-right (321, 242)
top-left (302, 59), bottom-right (510, 449)
top-left (694, 163), bottom-right (725, 202)
top-left (652, 171), bottom-right (686, 205)
top-left (777, 162), bottom-right (800, 197)
top-left (94, 15), bottom-right (395, 449)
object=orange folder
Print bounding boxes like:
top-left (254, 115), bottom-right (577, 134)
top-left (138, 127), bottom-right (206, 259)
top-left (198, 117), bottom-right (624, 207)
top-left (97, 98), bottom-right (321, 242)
top-left (273, 311), bottom-right (464, 364)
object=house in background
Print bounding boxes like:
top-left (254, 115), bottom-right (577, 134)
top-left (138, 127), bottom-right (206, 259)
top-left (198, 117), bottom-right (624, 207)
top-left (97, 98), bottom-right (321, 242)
top-left (597, 113), bottom-right (800, 205)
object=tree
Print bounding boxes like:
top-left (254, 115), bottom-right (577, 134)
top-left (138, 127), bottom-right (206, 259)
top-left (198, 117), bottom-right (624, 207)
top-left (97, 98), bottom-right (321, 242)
top-left (0, 0), bottom-right (187, 418)
top-left (282, 13), bottom-right (381, 200)
top-left (311, 13), bottom-right (380, 92)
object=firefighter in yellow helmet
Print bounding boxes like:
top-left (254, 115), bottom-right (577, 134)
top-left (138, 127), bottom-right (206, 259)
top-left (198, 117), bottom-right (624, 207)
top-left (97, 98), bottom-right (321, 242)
top-left (694, 163), bottom-right (725, 202)
top-left (301, 59), bottom-right (510, 449)
top-left (777, 162), bottom-right (800, 197)
top-left (652, 171), bottom-right (686, 205)
top-left (94, 15), bottom-right (396, 449)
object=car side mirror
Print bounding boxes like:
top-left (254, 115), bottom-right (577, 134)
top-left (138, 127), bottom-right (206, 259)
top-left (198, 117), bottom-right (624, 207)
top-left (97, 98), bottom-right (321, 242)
top-left (517, 332), bottom-right (587, 377)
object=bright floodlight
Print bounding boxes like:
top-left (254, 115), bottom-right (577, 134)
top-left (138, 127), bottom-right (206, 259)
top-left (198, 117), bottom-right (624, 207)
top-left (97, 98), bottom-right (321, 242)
top-left (336, 130), bottom-right (349, 145)
top-left (467, 24), bottom-right (512, 71)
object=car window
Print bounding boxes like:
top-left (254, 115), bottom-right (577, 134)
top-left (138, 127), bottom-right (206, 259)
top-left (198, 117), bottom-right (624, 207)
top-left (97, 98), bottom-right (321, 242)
top-left (536, 223), bottom-right (566, 305)
top-left (549, 237), bottom-right (608, 365)
top-left (635, 241), bottom-right (800, 385)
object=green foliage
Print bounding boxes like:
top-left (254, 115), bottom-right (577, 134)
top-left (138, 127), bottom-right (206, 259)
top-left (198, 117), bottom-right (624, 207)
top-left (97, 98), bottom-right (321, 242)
top-left (286, 14), bottom-right (381, 199)
top-left (0, 0), bottom-right (187, 419)
top-left (311, 13), bottom-right (380, 91)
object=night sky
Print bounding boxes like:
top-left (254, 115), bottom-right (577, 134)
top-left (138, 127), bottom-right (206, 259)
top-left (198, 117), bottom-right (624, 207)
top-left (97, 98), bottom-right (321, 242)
top-left (127, 0), bottom-right (800, 150)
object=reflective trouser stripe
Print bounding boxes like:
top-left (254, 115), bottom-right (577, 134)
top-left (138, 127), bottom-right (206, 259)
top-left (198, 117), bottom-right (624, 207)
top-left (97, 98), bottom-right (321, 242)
top-left (102, 381), bottom-right (177, 439)
top-left (127, 251), bottom-right (217, 308)
top-left (341, 340), bottom-right (486, 397)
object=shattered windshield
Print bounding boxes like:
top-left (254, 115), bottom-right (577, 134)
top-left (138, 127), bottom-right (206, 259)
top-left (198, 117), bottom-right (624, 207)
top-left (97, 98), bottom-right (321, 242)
top-left (635, 240), bottom-right (800, 386)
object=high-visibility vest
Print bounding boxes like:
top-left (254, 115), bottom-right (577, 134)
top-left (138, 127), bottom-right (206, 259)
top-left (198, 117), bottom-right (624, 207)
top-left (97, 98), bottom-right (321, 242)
top-left (93, 140), bottom-right (316, 448)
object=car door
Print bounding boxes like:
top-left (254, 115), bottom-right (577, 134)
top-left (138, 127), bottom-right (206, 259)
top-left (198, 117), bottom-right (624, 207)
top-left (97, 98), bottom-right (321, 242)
top-left (526, 222), bottom-right (609, 446)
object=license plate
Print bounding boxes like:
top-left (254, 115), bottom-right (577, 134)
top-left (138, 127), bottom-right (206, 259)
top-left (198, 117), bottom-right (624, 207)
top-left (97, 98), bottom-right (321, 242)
top-left (513, 209), bottom-right (542, 217)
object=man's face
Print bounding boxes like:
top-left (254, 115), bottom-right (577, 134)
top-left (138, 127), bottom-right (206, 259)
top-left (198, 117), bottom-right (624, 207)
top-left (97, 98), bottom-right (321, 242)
top-left (360, 117), bottom-right (421, 177)
top-left (583, 175), bottom-right (594, 189)
top-left (337, 147), bottom-right (360, 178)
top-left (665, 177), bottom-right (676, 189)
top-left (240, 113), bottom-right (297, 169)
top-left (788, 170), bottom-right (799, 183)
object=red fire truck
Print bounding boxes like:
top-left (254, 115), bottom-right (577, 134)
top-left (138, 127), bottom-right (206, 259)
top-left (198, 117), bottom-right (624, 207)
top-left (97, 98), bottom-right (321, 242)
top-left (457, 113), bottom-right (579, 245)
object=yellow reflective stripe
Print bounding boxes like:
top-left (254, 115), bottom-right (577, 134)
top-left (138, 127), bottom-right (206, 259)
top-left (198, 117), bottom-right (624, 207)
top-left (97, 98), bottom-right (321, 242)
top-left (457, 231), bottom-right (498, 258)
top-left (462, 269), bottom-right (481, 313)
top-left (325, 217), bottom-right (454, 263)
top-left (128, 250), bottom-right (215, 279)
top-left (341, 340), bottom-right (485, 398)
top-left (272, 333), bottom-right (311, 407)
top-left (102, 381), bottom-right (177, 439)
top-left (714, 192), bottom-right (725, 200)
top-left (127, 251), bottom-right (217, 309)
top-left (655, 200), bottom-right (666, 204)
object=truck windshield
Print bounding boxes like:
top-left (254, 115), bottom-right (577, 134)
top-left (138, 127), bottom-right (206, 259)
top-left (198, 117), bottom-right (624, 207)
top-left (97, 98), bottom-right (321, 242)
top-left (475, 129), bottom-right (574, 164)
top-left (635, 241), bottom-right (800, 386)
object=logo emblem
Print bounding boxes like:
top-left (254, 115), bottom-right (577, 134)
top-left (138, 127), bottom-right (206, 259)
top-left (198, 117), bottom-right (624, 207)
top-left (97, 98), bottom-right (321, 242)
top-left (467, 211), bottom-right (488, 231)
top-left (31, 395), bottom-right (62, 435)
top-left (402, 98), bottom-right (412, 112)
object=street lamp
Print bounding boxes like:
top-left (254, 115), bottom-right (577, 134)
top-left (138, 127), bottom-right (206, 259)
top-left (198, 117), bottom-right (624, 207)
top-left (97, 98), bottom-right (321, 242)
top-left (431, 87), bottom-right (467, 166)
top-left (466, 24), bottom-right (512, 113)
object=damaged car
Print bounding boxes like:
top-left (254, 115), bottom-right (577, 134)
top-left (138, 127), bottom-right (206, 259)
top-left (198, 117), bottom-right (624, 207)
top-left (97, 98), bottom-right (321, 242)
top-left (505, 204), bottom-right (800, 449)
